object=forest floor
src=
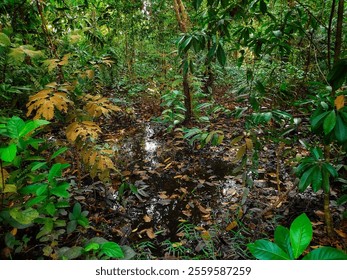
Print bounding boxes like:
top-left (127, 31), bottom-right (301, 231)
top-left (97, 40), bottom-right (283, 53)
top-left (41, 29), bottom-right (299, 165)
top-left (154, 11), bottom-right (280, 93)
top-left (66, 87), bottom-right (347, 260)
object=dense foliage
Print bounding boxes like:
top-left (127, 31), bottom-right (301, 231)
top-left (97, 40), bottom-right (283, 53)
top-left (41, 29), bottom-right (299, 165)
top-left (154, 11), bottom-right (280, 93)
top-left (0, 0), bottom-right (346, 260)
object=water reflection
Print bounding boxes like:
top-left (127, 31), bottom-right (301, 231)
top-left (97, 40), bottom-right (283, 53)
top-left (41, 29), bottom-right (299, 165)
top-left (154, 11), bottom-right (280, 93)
top-left (143, 124), bottom-right (159, 168)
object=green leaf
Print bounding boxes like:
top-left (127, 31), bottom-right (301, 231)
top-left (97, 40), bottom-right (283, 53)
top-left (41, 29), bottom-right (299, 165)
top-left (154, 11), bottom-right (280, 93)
top-left (334, 114), bottom-right (347, 143)
top-left (216, 44), bottom-right (226, 66)
top-left (298, 166), bottom-right (316, 192)
top-left (67, 220), bottom-right (77, 234)
top-left (84, 242), bottom-right (100, 252)
top-left (327, 59), bottom-right (347, 91)
top-left (289, 213), bottom-right (313, 259)
top-left (72, 202), bottom-right (82, 217)
top-left (31, 161), bottom-right (47, 171)
top-left (51, 147), bottom-right (69, 160)
top-left (323, 110), bottom-right (336, 135)
top-left (311, 111), bottom-right (330, 131)
top-left (36, 218), bottom-right (54, 239)
top-left (311, 165), bottom-right (322, 192)
top-left (247, 240), bottom-right (290, 260)
top-left (58, 246), bottom-right (83, 260)
top-left (19, 120), bottom-right (49, 138)
top-left (9, 207), bottom-right (39, 225)
top-left (77, 216), bottom-right (89, 227)
top-left (274, 226), bottom-right (294, 259)
top-left (45, 202), bottom-right (56, 216)
top-left (100, 242), bottom-right (124, 259)
top-left (26, 196), bottom-right (47, 207)
top-left (0, 144), bottom-right (17, 162)
top-left (48, 163), bottom-right (70, 183)
top-left (7, 116), bottom-right (25, 139)
top-left (0, 32), bottom-right (11, 47)
top-left (303, 247), bottom-right (347, 260)
top-left (51, 182), bottom-right (70, 198)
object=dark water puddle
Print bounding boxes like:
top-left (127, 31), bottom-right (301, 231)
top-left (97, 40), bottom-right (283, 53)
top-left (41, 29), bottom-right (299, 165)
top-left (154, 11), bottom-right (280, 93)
top-left (112, 122), bottom-right (246, 244)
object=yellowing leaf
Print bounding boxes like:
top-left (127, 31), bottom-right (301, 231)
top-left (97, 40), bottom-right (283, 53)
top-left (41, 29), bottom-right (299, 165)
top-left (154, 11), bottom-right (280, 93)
top-left (26, 87), bottom-right (73, 120)
top-left (0, 168), bottom-right (9, 189)
top-left (82, 94), bottom-right (121, 118)
top-left (245, 138), bottom-right (253, 151)
top-left (226, 221), bottom-right (238, 231)
top-left (66, 121), bottom-right (101, 142)
top-left (335, 95), bottom-right (345, 110)
top-left (232, 144), bottom-right (246, 163)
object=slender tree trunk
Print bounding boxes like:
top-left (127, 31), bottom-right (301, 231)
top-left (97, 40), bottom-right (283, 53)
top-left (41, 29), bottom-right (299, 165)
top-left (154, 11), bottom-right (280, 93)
top-left (327, 0), bottom-right (336, 69)
top-left (35, 0), bottom-right (64, 83)
top-left (324, 191), bottom-right (334, 237)
top-left (173, 0), bottom-right (193, 123)
top-left (333, 0), bottom-right (344, 64)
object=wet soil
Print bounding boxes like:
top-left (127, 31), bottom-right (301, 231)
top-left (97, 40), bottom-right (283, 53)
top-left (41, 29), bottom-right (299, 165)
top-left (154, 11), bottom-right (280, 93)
top-left (80, 106), bottom-right (347, 259)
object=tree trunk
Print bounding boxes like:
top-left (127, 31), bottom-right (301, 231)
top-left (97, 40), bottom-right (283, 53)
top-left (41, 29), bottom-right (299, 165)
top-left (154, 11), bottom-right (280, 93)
top-left (324, 191), bottom-right (334, 237)
top-left (327, 0), bottom-right (336, 69)
top-left (333, 0), bottom-right (344, 64)
top-left (173, 0), bottom-right (192, 123)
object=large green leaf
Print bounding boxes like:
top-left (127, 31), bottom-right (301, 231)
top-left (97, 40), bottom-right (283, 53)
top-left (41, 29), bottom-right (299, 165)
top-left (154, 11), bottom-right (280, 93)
top-left (51, 182), bottom-right (70, 198)
top-left (7, 116), bottom-right (25, 139)
top-left (9, 207), bottom-right (39, 225)
top-left (334, 114), bottom-right (347, 143)
top-left (298, 166), bottom-right (316, 191)
top-left (247, 240), bottom-right (290, 260)
top-left (48, 163), bottom-right (70, 183)
top-left (323, 110), bottom-right (336, 135)
top-left (19, 119), bottom-right (50, 138)
top-left (216, 44), bottom-right (226, 66)
top-left (311, 111), bottom-right (330, 131)
top-left (100, 242), bottom-right (124, 259)
top-left (289, 213), bottom-right (312, 259)
top-left (0, 144), bottom-right (17, 162)
top-left (303, 247), bottom-right (347, 260)
top-left (311, 165), bottom-right (322, 192)
top-left (274, 226), bottom-right (294, 259)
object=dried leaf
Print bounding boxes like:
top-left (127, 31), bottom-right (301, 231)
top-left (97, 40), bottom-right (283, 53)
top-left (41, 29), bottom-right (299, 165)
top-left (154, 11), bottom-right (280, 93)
top-left (226, 221), bottom-right (238, 231)
top-left (143, 215), bottom-right (152, 223)
top-left (334, 229), bottom-right (347, 238)
top-left (182, 210), bottom-right (192, 217)
top-left (158, 192), bottom-right (169, 199)
top-left (335, 95), bottom-right (345, 110)
top-left (146, 228), bottom-right (156, 239)
top-left (201, 230), bottom-right (211, 240)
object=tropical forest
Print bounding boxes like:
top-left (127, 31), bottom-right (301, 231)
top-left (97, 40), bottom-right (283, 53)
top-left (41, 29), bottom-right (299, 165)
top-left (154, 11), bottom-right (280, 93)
top-left (0, 0), bottom-right (347, 260)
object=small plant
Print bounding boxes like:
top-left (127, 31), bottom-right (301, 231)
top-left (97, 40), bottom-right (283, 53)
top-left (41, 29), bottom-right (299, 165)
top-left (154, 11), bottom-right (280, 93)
top-left (67, 202), bottom-right (89, 234)
top-left (247, 213), bottom-right (347, 260)
top-left (58, 237), bottom-right (134, 260)
top-left (179, 127), bottom-right (224, 148)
